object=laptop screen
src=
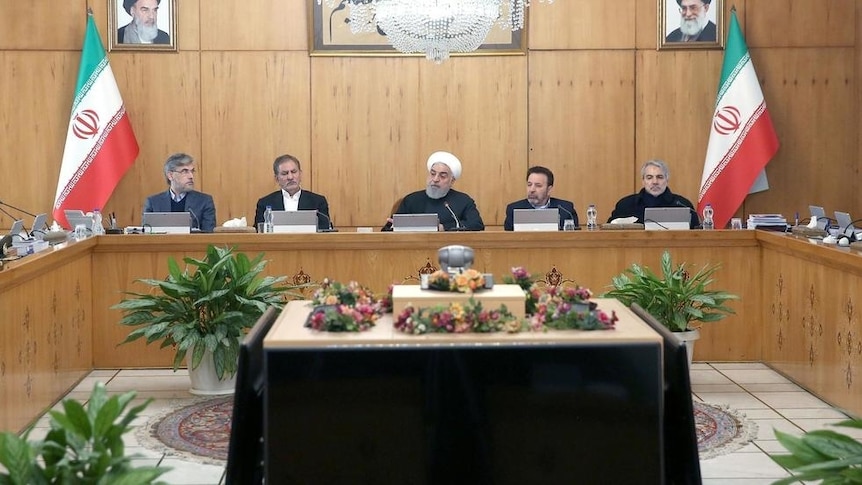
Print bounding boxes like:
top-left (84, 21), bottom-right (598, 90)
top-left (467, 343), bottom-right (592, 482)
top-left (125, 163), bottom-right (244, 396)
top-left (271, 210), bottom-right (318, 233)
top-left (834, 211), bottom-right (862, 237)
top-left (809, 205), bottom-right (828, 230)
top-left (513, 208), bottom-right (560, 231)
top-left (643, 207), bottom-right (691, 231)
top-left (142, 212), bottom-right (192, 234)
top-left (392, 213), bottom-right (438, 232)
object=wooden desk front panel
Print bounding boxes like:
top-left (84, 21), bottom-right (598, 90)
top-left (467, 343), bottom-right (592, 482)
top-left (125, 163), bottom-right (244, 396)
top-left (0, 241), bottom-right (94, 432)
top-left (92, 231), bottom-right (759, 368)
top-left (758, 233), bottom-right (862, 414)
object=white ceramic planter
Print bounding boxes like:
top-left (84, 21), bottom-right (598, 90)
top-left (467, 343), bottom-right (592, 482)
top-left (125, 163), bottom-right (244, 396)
top-left (673, 328), bottom-right (701, 369)
top-left (187, 347), bottom-right (237, 395)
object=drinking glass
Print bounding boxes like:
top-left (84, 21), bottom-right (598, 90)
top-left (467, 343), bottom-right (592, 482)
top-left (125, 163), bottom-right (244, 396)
top-left (74, 224), bottom-right (88, 241)
top-left (730, 218), bottom-right (743, 230)
top-left (563, 219), bottom-right (576, 231)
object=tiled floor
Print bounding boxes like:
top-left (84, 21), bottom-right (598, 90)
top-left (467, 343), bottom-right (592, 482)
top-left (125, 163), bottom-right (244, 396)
top-left (22, 362), bottom-right (860, 484)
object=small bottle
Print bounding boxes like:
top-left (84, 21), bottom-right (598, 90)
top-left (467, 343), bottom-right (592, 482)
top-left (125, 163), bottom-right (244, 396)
top-left (702, 204), bottom-right (714, 230)
top-left (92, 209), bottom-right (105, 235)
top-left (263, 205), bottom-right (274, 233)
top-left (586, 204), bottom-right (598, 231)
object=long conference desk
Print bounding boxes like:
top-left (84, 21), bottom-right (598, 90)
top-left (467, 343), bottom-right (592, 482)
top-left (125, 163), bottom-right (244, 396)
top-left (1, 229), bottom-right (862, 432)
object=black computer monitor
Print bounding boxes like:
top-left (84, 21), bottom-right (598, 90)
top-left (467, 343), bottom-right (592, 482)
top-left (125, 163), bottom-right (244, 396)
top-left (225, 306), bottom-right (280, 485)
top-left (630, 303), bottom-right (702, 485)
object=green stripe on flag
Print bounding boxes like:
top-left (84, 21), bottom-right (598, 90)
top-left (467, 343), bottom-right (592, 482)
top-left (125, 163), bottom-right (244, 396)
top-left (71, 15), bottom-right (109, 112)
top-left (715, 11), bottom-right (750, 107)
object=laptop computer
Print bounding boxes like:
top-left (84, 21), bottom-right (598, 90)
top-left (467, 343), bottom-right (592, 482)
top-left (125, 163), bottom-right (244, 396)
top-left (142, 212), bottom-right (192, 234)
top-left (29, 213), bottom-right (48, 239)
top-left (392, 213), bottom-right (438, 232)
top-left (643, 207), bottom-right (691, 231)
top-left (809, 205), bottom-right (829, 230)
top-left (834, 211), bottom-right (862, 239)
top-left (513, 208), bottom-right (560, 231)
top-left (65, 213), bottom-right (95, 232)
top-left (271, 210), bottom-right (318, 234)
top-left (1, 220), bottom-right (25, 251)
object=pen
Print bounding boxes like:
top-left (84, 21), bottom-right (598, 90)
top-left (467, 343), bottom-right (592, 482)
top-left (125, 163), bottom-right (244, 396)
top-left (795, 212), bottom-right (799, 226)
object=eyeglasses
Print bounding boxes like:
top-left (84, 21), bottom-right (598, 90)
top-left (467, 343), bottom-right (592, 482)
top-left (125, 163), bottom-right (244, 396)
top-left (172, 168), bottom-right (196, 175)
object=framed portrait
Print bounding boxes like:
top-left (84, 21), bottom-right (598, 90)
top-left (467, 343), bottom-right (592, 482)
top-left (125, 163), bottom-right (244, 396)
top-left (108, 0), bottom-right (177, 52)
top-left (658, 0), bottom-right (724, 50)
top-left (309, 2), bottom-right (525, 57)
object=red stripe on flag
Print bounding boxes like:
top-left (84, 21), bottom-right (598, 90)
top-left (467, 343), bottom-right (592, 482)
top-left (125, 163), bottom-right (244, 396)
top-left (698, 111), bottom-right (779, 228)
top-left (53, 115), bottom-right (138, 228)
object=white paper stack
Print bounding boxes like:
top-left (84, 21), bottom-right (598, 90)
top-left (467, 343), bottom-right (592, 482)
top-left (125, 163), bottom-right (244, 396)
top-left (747, 214), bottom-right (788, 230)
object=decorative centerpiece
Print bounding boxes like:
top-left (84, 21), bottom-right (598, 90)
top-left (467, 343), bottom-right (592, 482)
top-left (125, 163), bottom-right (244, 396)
top-left (305, 279), bottom-right (391, 332)
top-left (394, 298), bottom-right (528, 334)
top-left (426, 268), bottom-right (485, 293)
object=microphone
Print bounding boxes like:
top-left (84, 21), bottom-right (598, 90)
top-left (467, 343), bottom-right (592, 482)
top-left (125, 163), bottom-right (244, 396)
top-left (554, 205), bottom-right (579, 230)
top-left (0, 199), bottom-right (37, 218)
top-left (443, 201), bottom-right (462, 231)
top-left (839, 218), bottom-right (862, 242)
top-left (316, 211), bottom-right (337, 232)
top-left (187, 209), bottom-right (202, 233)
top-left (674, 200), bottom-right (701, 229)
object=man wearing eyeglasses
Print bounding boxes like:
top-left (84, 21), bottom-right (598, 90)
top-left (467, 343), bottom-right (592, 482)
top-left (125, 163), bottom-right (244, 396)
top-left (143, 153), bottom-right (217, 232)
top-left (665, 0), bottom-right (716, 43)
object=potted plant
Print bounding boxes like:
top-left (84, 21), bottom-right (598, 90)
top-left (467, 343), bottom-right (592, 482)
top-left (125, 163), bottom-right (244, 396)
top-left (113, 245), bottom-right (309, 395)
top-left (602, 250), bottom-right (739, 364)
top-left (0, 383), bottom-right (168, 484)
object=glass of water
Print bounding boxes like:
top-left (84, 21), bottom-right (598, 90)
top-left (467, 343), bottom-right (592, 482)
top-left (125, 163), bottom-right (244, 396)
top-left (74, 224), bottom-right (88, 240)
top-left (563, 219), bottom-right (576, 231)
top-left (730, 218), bottom-right (744, 230)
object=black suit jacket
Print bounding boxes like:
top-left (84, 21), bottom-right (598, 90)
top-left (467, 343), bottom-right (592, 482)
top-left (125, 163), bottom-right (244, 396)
top-left (665, 21), bottom-right (717, 43)
top-left (382, 189), bottom-right (484, 231)
top-left (255, 190), bottom-right (331, 230)
top-left (503, 198), bottom-right (579, 231)
top-left (143, 190), bottom-right (216, 232)
top-left (117, 25), bottom-right (171, 44)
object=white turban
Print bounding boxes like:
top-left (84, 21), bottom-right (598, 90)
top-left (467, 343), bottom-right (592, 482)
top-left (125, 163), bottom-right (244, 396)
top-left (426, 151), bottom-right (462, 180)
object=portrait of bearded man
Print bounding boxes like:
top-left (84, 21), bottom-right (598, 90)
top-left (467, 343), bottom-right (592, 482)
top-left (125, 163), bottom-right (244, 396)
top-left (665, 0), bottom-right (717, 43)
top-left (117, 0), bottom-right (171, 45)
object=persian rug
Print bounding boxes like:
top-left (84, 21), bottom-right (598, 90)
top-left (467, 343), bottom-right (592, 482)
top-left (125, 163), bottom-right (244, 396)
top-left (137, 397), bottom-right (757, 465)
top-left (695, 401), bottom-right (759, 460)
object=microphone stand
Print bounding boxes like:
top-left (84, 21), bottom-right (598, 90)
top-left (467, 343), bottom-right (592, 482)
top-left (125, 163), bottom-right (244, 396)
top-left (0, 199), bottom-right (37, 218)
top-left (316, 211), bottom-right (338, 232)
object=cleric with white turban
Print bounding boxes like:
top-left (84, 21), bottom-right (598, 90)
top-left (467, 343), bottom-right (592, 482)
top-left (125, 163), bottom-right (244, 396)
top-left (382, 151), bottom-right (485, 231)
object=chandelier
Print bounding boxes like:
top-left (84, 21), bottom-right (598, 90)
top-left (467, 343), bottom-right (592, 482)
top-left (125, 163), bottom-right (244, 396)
top-left (317, 0), bottom-right (553, 63)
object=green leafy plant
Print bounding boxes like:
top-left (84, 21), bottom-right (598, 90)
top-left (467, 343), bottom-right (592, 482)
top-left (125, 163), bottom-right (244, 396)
top-left (113, 245), bottom-right (310, 379)
top-left (770, 419), bottom-right (862, 484)
top-left (602, 250), bottom-right (739, 332)
top-left (0, 382), bottom-right (168, 484)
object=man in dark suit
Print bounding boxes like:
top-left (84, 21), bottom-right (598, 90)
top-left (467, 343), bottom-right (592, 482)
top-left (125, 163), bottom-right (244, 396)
top-left (504, 166), bottom-right (578, 231)
top-left (254, 154), bottom-right (332, 231)
top-left (665, 0), bottom-right (717, 43)
top-left (608, 159), bottom-right (699, 229)
top-left (117, 0), bottom-right (170, 44)
top-left (143, 153), bottom-right (217, 232)
top-left (382, 151), bottom-right (484, 231)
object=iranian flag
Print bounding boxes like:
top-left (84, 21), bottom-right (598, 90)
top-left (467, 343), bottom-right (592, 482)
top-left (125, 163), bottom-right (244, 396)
top-left (53, 13), bottom-right (138, 228)
top-left (698, 10), bottom-right (779, 229)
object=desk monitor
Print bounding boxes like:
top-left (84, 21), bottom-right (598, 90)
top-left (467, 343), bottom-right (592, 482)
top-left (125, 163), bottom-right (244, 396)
top-left (392, 213), bottom-right (438, 232)
top-left (141, 212), bottom-right (192, 234)
top-left (270, 210), bottom-right (318, 234)
top-left (513, 208), bottom-right (560, 232)
top-left (644, 207), bottom-right (691, 231)
top-left (809, 205), bottom-right (828, 230)
top-left (225, 306), bottom-right (279, 485)
top-left (30, 213), bottom-right (48, 239)
top-left (834, 211), bottom-right (862, 238)
top-left (630, 303), bottom-right (702, 485)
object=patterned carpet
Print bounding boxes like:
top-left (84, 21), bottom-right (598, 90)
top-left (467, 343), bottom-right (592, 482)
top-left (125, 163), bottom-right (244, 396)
top-left (137, 397), bottom-right (757, 464)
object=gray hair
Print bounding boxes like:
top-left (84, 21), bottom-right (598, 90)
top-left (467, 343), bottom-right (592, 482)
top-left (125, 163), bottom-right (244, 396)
top-left (272, 154), bottom-right (301, 175)
top-left (163, 153), bottom-right (193, 185)
top-left (641, 159), bottom-right (670, 180)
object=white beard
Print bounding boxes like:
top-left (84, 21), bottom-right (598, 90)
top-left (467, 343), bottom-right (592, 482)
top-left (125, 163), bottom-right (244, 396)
top-left (134, 19), bottom-right (159, 42)
top-left (426, 186), bottom-right (450, 199)
top-left (679, 14), bottom-right (707, 36)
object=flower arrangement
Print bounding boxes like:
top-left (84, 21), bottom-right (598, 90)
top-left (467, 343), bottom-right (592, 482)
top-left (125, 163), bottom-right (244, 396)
top-left (394, 298), bottom-right (532, 334)
top-left (305, 279), bottom-right (390, 332)
top-left (502, 266), bottom-right (540, 314)
top-left (426, 269), bottom-right (485, 293)
top-left (531, 288), bottom-right (617, 331)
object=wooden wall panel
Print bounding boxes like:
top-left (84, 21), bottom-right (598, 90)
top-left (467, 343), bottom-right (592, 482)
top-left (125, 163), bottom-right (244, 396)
top-left (745, 0), bottom-right (855, 47)
top-left (530, 0), bottom-right (636, 50)
top-left (200, 51), bottom-right (311, 222)
top-left (0, 2), bottom-right (87, 50)
top-left (199, 0), bottom-right (306, 51)
top-left (743, 48), bottom-right (857, 219)
top-left (0, 52), bottom-right (78, 227)
top-left (108, 52), bottom-right (202, 227)
top-left (311, 57), bottom-right (421, 228)
top-left (419, 56), bottom-right (528, 226)
top-left (635, 49), bottom-right (725, 206)
top-left (529, 51), bottom-right (635, 218)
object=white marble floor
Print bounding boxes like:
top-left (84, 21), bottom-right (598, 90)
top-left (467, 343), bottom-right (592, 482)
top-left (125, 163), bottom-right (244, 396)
top-left (21, 362), bottom-right (860, 485)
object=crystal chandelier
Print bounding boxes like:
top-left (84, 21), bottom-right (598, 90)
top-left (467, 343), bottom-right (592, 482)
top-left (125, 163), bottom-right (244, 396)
top-left (317, 0), bottom-right (553, 63)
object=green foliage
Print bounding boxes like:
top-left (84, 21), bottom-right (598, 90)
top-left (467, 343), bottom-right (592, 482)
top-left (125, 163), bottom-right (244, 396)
top-left (113, 245), bottom-right (311, 379)
top-left (602, 250), bottom-right (739, 332)
top-left (0, 383), bottom-right (168, 484)
top-left (770, 420), bottom-right (862, 484)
